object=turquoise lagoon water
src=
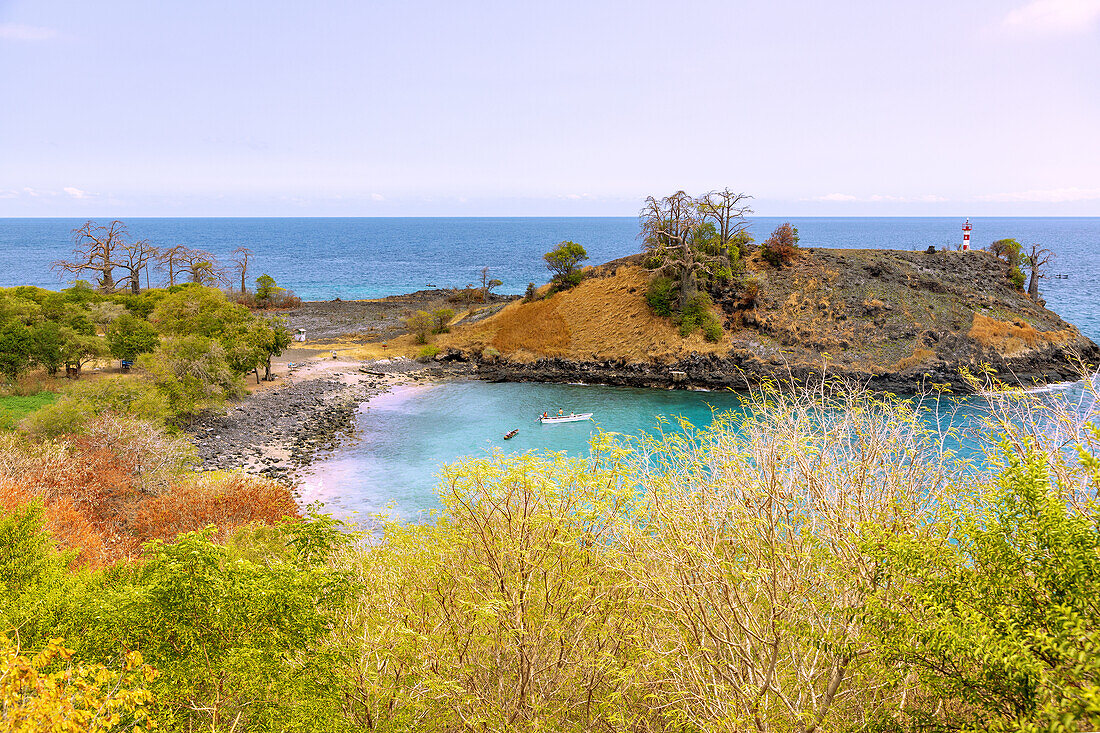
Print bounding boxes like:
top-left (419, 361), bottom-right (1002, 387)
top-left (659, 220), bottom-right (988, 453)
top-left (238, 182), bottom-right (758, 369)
top-left (299, 379), bottom-right (1023, 520)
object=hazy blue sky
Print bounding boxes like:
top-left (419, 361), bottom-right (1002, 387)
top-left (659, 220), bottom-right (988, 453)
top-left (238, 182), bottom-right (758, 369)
top-left (2, 0), bottom-right (1098, 216)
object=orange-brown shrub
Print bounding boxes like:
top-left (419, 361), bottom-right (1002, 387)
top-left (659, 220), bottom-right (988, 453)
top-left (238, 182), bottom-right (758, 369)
top-left (130, 473), bottom-right (299, 543)
top-left (0, 417), bottom-right (297, 567)
top-left (0, 478), bottom-right (107, 567)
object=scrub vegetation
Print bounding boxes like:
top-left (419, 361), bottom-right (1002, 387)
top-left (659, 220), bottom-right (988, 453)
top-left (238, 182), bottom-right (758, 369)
top-left (4, 376), bottom-right (1100, 731)
top-left (0, 281), bottom-right (292, 430)
top-left (2, 218), bottom-right (1097, 731)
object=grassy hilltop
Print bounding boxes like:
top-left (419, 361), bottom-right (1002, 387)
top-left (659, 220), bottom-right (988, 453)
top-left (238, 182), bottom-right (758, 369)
top-left (441, 247), bottom-right (1096, 390)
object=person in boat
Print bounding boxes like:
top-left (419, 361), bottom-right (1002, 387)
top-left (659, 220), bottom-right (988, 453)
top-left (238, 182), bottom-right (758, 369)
top-left (558, 409), bottom-right (564, 416)
top-left (542, 412), bottom-right (548, 419)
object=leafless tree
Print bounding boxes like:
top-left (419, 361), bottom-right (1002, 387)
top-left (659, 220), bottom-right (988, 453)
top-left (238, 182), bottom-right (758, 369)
top-left (479, 266), bottom-right (503, 302)
top-left (157, 245), bottom-right (189, 286)
top-left (52, 220), bottom-right (129, 292)
top-left (180, 247), bottom-right (228, 287)
top-left (230, 246), bottom-right (254, 293)
top-left (115, 238), bottom-right (159, 294)
top-left (1025, 244), bottom-right (1054, 300)
top-left (640, 191), bottom-right (712, 303)
top-left (696, 188), bottom-right (753, 257)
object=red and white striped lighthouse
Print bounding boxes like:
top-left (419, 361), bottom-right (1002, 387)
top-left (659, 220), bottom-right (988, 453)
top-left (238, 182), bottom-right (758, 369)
top-left (962, 218), bottom-right (972, 251)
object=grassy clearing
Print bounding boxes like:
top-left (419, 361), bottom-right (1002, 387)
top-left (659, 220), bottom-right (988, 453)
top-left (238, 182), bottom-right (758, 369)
top-left (0, 391), bottom-right (57, 429)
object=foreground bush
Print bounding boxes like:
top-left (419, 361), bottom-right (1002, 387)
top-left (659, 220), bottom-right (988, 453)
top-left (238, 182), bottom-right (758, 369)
top-left (20, 376), bottom-right (169, 437)
top-left (0, 635), bottom-right (157, 733)
top-left (0, 419), bottom-right (297, 566)
top-left (3, 383), bottom-right (1100, 731)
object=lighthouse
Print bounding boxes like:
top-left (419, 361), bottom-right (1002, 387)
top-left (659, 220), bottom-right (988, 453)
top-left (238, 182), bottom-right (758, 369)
top-left (962, 218), bottom-right (972, 251)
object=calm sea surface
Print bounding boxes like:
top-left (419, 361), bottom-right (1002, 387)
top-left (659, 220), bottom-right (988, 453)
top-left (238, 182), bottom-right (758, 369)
top-left (2, 216), bottom-right (1097, 517)
top-left (2, 216), bottom-right (1098, 339)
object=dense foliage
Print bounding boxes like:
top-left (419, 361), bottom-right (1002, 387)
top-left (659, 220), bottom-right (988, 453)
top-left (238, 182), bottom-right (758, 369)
top-left (3, 384), bottom-right (1099, 731)
top-left (640, 189), bottom-right (752, 302)
top-left (543, 240), bottom-right (589, 289)
top-left (0, 282), bottom-right (290, 428)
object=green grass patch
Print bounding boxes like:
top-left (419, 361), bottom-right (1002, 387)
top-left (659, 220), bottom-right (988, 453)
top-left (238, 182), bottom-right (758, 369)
top-left (0, 392), bottom-right (57, 429)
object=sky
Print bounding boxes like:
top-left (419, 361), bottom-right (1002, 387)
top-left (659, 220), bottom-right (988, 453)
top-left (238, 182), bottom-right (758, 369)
top-left (1, 0), bottom-right (1099, 217)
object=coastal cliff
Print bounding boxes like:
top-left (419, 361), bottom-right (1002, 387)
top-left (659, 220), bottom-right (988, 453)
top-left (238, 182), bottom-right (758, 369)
top-left (441, 248), bottom-right (1099, 392)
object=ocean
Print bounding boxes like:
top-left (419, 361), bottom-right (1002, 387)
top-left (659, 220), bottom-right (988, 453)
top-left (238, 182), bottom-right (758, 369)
top-left (2, 216), bottom-right (1098, 341)
top-left (2, 216), bottom-right (1097, 517)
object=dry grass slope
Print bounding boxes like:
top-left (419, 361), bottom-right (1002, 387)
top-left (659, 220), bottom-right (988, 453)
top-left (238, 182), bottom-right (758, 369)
top-left (969, 313), bottom-right (1074, 358)
top-left (442, 265), bottom-right (727, 362)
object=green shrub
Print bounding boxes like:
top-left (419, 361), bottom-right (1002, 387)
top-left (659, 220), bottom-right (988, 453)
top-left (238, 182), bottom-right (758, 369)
top-left (405, 310), bottom-right (434, 344)
top-left (645, 277), bottom-right (677, 317)
top-left (523, 282), bottom-right (537, 302)
top-left (544, 241), bottom-right (588, 289)
top-left (431, 308), bottom-right (455, 334)
top-left (482, 346), bottom-right (501, 360)
top-left (417, 345), bottom-right (441, 362)
top-left (1009, 265), bottom-right (1026, 289)
top-left (139, 336), bottom-right (243, 422)
top-left (21, 376), bottom-right (169, 436)
top-left (0, 322), bottom-right (34, 381)
top-left (676, 292), bottom-right (717, 337)
top-left (107, 313), bottom-right (160, 362)
top-left (701, 317), bottom-right (724, 342)
top-left (872, 442), bottom-right (1100, 731)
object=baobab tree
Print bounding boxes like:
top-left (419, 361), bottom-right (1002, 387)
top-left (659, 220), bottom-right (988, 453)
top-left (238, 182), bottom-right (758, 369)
top-left (640, 191), bottom-right (714, 304)
top-left (115, 238), bottom-right (159, 294)
top-left (696, 188), bottom-right (753, 260)
top-left (52, 220), bottom-right (129, 292)
top-left (230, 246), bottom-right (254, 293)
top-left (157, 245), bottom-right (189, 286)
top-left (180, 247), bottom-right (227, 287)
top-left (1025, 244), bottom-right (1054, 300)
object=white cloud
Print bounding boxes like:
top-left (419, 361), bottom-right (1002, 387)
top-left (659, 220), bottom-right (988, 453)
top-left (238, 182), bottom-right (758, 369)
top-left (63, 186), bottom-right (89, 199)
top-left (1002, 0), bottom-right (1100, 34)
top-left (813, 193), bottom-right (858, 202)
top-left (370, 192), bottom-right (385, 202)
top-left (0, 23), bottom-right (58, 41)
top-left (0, 190), bottom-right (17, 199)
top-left (977, 187), bottom-right (1100, 202)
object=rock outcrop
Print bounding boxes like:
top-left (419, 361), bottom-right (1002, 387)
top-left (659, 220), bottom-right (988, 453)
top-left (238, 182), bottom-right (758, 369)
top-left (441, 248), bottom-right (1098, 393)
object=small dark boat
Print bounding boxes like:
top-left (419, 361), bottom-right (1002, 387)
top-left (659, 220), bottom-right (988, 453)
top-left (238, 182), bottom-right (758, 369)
top-left (503, 429), bottom-right (519, 440)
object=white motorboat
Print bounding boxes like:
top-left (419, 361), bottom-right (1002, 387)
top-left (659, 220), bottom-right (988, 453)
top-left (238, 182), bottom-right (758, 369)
top-left (538, 412), bottom-right (593, 424)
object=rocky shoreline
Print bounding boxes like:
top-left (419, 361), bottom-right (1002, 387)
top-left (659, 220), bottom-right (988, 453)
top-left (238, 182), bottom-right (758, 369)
top-left (465, 338), bottom-right (1100, 394)
top-left (186, 356), bottom-right (473, 484)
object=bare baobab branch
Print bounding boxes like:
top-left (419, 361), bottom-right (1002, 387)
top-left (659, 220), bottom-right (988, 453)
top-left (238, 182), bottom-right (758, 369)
top-left (116, 238), bottom-right (159, 294)
top-left (1025, 244), bottom-right (1055, 300)
top-left (230, 246), bottom-right (254, 293)
top-left (52, 219), bottom-right (129, 292)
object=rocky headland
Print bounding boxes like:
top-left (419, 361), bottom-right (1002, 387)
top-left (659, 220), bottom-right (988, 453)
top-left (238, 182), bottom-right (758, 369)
top-left (439, 248), bottom-right (1099, 392)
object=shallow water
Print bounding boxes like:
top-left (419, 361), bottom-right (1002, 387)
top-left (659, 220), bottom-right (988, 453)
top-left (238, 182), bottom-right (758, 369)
top-left (299, 379), bottom-right (1026, 520)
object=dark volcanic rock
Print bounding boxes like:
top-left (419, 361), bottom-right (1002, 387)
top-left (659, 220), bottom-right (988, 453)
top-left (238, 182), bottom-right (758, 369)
top-left (186, 376), bottom-right (381, 479)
